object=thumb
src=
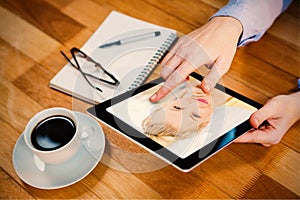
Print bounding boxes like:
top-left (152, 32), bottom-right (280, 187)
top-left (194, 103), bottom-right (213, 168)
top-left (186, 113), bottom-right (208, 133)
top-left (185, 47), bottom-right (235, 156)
top-left (200, 59), bottom-right (230, 93)
top-left (249, 103), bottom-right (275, 129)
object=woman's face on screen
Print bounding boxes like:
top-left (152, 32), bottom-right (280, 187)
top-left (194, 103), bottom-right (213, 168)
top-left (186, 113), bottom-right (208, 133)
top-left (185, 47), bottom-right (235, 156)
top-left (145, 87), bottom-right (213, 136)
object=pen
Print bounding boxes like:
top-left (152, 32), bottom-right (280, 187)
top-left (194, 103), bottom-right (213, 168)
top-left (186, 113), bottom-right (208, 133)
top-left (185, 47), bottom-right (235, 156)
top-left (99, 31), bottom-right (161, 48)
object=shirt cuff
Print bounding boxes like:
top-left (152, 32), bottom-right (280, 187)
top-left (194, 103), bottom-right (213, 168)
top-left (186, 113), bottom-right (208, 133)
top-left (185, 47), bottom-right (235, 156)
top-left (211, 0), bottom-right (283, 46)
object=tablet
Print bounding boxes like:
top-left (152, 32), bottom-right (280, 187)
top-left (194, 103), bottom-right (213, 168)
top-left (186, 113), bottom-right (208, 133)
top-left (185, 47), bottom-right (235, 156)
top-left (87, 73), bottom-right (262, 172)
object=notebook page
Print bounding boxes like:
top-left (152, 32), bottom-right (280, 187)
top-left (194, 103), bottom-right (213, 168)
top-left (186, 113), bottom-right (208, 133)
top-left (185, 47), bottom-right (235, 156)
top-left (50, 11), bottom-right (176, 103)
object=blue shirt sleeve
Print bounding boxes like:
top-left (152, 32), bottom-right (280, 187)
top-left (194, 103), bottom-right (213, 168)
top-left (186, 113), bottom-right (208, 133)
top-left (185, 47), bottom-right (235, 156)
top-left (211, 0), bottom-right (293, 46)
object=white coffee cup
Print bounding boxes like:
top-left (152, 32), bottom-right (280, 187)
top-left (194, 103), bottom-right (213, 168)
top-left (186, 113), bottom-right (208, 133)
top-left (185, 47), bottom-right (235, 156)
top-left (24, 107), bottom-right (85, 171)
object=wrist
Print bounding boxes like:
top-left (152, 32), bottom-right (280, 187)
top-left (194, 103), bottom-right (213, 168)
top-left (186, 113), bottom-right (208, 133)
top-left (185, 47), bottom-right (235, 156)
top-left (289, 92), bottom-right (300, 120)
top-left (210, 16), bottom-right (243, 43)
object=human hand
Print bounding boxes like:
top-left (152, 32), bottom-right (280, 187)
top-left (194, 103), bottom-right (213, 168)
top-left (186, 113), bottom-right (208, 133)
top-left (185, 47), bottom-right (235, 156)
top-left (150, 16), bottom-right (243, 102)
top-left (235, 92), bottom-right (300, 146)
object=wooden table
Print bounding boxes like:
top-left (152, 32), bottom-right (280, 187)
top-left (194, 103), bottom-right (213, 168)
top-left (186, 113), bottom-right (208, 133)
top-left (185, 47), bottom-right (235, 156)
top-left (0, 0), bottom-right (299, 199)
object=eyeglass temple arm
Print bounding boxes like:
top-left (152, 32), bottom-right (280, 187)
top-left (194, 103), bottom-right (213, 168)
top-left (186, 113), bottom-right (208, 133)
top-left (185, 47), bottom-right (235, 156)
top-left (71, 47), bottom-right (120, 86)
top-left (60, 51), bottom-right (79, 69)
top-left (78, 70), bottom-right (103, 92)
top-left (95, 63), bottom-right (120, 86)
top-left (81, 71), bottom-right (118, 86)
top-left (60, 50), bottom-right (103, 92)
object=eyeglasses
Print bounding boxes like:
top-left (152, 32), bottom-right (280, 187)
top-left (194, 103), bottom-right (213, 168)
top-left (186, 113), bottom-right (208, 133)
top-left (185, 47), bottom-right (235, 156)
top-left (60, 47), bottom-right (120, 92)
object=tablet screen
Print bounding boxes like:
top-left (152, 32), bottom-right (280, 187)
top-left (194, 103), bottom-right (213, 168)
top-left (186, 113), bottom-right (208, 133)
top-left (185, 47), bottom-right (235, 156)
top-left (88, 73), bottom-right (261, 171)
top-left (106, 76), bottom-right (257, 159)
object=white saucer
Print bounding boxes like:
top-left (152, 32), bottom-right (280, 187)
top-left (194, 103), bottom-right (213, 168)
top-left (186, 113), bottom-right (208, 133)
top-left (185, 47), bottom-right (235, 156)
top-left (13, 112), bottom-right (105, 189)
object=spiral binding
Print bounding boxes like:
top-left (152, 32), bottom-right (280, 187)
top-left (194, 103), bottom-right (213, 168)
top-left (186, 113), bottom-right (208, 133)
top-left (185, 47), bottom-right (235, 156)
top-left (128, 32), bottom-right (177, 90)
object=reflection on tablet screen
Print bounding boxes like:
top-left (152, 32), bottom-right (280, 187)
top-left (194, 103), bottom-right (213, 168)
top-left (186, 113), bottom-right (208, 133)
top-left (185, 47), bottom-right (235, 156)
top-left (107, 76), bottom-right (257, 159)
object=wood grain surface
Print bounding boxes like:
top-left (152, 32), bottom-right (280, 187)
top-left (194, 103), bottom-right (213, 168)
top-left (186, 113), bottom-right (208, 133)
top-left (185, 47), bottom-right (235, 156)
top-left (0, 0), bottom-right (299, 199)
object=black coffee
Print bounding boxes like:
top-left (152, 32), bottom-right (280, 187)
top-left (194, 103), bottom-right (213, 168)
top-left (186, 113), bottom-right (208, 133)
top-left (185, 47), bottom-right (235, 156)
top-left (31, 115), bottom-right (76, 151)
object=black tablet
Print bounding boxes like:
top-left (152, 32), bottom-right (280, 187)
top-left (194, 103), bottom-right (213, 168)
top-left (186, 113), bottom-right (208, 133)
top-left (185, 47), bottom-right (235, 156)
top-left (87, 73), bottom-right (261, 172)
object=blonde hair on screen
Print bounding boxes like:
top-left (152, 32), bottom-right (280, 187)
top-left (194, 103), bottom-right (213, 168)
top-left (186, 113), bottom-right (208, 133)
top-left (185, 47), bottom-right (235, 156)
top-left (142, 116), bottom-right (177, 136)
top-left (142, 116), bottom-right (210, 137)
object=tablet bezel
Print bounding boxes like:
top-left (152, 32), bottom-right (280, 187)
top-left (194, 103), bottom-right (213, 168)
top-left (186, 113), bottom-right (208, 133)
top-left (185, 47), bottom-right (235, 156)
top-left (87, 73), bottom-right (262, 172)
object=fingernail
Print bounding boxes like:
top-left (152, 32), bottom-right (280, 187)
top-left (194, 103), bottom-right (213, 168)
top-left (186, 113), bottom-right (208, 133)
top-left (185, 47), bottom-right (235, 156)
top-left (253, 118), bottom-right (259, 128)
top-left (150, 94), bottom-right (157, 102)
top-left (203, 83), bottom-right (210, 93)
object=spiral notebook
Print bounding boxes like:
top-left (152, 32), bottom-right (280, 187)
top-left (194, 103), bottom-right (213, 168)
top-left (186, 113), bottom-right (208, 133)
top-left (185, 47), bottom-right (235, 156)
top-left (50, 11), bottom-right (177, 104)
